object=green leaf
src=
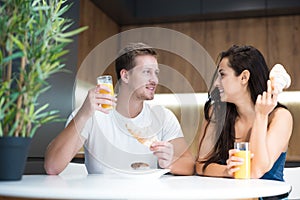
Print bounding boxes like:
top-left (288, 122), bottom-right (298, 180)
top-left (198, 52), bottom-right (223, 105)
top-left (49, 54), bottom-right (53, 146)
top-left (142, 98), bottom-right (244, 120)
top-left (0, 0), bottom-right (87, 137)
top-left (54, 36), bottom-right (73, 43)
top-left (32, 6), bottom-right (51, 11)
top-left (29, 125), bottom-right (40, 138)
top-left (60, 22), bottom-right (73, 33)
top-left (1, 92), bottom-right (19, 113)
top-left (55, 4), bottom-right (70, 18)
top-left (40, 114), bottom-right (60, 124)
top-left (35, 110), bottom-right (58, 120)
top-left (29, 103), bottom-right (35, 117)
top-left (9, 34), bottom-right (25, 51)
top-left (2, 51), bottom-right (24, 64)
top-left (34, 103), bottom-right (49, 116)
top-left (0, 123), bottom-right (3, 137)
top-left (50, 49), bottom-right (69, 60)
top-left (59, 26), bottom-right (88, 38)
top-left (32, 0), bottom-right (40, 7)
top-left (8, 120), bottom-right (18, 137)
top-left (0, 50), bottom-right (3, 63)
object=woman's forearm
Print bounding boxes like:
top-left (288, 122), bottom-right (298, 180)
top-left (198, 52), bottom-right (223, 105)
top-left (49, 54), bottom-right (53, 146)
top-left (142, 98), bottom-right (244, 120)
top-left (250, 113), bottom-right (271, 178)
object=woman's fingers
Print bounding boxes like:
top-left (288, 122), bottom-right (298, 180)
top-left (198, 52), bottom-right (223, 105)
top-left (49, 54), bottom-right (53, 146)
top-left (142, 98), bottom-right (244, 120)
top-left (255, 80), bottom-right (279, 115)
top-left (227, 149), bottom-right (244, 176)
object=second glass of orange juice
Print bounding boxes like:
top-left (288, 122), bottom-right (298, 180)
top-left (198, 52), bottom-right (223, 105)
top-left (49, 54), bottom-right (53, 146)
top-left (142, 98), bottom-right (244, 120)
top-left (97, 75), bottom-right (114, 109)
top-left (234, 142), bottom-right (251, 179)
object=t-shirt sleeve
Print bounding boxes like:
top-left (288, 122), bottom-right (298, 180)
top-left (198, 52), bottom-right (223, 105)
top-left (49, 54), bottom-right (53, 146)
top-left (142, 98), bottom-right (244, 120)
top-left (65, 111), bottom-right (76, 127)
top-left (65, 109), bottom-right (91, 140)
top-left (160, 107), bottom-right (184, 141)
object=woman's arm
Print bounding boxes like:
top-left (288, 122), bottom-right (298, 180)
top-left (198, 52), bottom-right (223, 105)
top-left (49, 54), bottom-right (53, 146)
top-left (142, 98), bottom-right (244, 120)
top-left (196, 161), bottom-right (232, 177)
top-left (250, 107), bottom-right (292, 178)
top-left (195, 117), bottom-right (235, 177)
top-left (250, 81), bottom-right (293, 178)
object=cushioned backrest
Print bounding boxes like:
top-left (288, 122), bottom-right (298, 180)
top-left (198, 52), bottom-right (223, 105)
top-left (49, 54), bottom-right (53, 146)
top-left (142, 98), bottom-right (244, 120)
top-left (152, 92), bottom-right (300, 160)
top-left (284, 167), bottom-right (300, 199)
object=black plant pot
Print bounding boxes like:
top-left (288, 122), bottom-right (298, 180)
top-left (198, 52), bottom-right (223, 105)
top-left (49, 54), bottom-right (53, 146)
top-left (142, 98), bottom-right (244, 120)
top-left (0, 137), bottom-right (32, 181)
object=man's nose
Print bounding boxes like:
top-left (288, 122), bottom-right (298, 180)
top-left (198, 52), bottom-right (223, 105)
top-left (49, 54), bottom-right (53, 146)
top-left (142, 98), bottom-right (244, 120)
top-left (150, 73), bottom-right (158, 84)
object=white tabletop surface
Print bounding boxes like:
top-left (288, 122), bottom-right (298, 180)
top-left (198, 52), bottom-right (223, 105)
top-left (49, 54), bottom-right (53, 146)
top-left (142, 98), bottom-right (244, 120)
top-left (0, 174), bottom-right (291, 199)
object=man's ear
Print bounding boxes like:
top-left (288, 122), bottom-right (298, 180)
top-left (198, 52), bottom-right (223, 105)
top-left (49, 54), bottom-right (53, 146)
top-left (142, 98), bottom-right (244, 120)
top-left (241, 69), bottom-right (250, 84)
top-left (120, 69), bottom-right (129, 84)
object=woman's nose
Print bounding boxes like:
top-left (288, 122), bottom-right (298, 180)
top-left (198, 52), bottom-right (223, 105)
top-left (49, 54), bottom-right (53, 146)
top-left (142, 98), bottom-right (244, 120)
top-left (214, 75), bottom-right (220, 87)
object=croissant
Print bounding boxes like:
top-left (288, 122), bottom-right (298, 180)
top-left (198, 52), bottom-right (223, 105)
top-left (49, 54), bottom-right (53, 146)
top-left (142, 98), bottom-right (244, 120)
top-left (125, 123), bottom-right (158, 147)
top-left (269, 64), bottom-right (291, 93)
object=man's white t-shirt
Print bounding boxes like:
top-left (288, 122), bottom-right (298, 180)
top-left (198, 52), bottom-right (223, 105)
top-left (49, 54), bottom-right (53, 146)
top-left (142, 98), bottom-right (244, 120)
top-left (67, 102), bottom-right (183, 174)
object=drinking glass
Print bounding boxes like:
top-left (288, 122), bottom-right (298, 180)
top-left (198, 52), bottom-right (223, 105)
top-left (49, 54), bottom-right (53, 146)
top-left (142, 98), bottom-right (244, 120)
top-left (234, 142), bottom-right (251, 179)
top-left (97, 75), bottom-right (114, 109)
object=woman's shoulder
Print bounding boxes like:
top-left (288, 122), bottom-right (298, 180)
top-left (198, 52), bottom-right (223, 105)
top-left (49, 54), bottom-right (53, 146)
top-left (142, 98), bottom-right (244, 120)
top-left (270, 105), bottom-right (293, 123)
top-left (273, 105), bottom-right (292, 116)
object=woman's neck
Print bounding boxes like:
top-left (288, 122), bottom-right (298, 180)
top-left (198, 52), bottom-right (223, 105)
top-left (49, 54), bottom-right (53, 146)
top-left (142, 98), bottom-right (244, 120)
top-left (234, 95), bottom-right (255, 141)
top-left (236, 103), bottom-right (255, 122)
top-left (234, 91), bottom-right (255, 120)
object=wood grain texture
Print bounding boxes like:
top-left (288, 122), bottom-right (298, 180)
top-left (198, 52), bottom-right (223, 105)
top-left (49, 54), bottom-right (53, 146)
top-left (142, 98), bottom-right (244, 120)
top-left (267, 15), bottom-right (300, 90)
top-left (119, 16), bottom-right (300, 92)
top-left (78, 1), bottom-right (300, 91)
top-left (78, 0), bottom-right (119, 85)
top-left (77, 0), bottom-right (300, 161)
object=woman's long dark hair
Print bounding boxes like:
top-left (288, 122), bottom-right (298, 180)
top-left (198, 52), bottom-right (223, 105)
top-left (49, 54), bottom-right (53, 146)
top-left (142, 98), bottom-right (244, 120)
top-left (197, 45), bottom-right (286, 172)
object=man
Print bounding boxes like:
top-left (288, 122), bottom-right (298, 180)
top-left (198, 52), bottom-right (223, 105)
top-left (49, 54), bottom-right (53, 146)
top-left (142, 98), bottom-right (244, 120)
top-left (44, 42), bottom-right (195, 175)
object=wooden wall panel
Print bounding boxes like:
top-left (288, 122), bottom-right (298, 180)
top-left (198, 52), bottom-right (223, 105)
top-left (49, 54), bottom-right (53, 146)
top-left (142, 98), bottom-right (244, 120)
top-left (78, 0), bottom-right (119, 84)
top-left (202, 17), bottom-right (268, 62)
top-left (78, 1), bottom-right (300, 92)
top-left (121, 22), bottom-right (212, 93)
top-left (157, 23), bottom-right (208, 93)
top-left (75, 0), bottom-right (300, 166)
top-left (121, 15), bottom-right (300, 92)
top-left (267, 15), bottom-right (300, 90)
top-left (78, 5), bottom-right (300, 92)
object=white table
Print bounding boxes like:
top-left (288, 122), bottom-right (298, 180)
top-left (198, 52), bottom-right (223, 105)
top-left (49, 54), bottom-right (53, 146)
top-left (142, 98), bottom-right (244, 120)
top-left (0, 174), bottom-right (291, 199)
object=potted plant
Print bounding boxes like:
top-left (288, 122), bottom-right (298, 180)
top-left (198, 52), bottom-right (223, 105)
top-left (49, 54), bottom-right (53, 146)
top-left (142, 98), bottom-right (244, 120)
top-left (0, 0), bottom-right (87, 180)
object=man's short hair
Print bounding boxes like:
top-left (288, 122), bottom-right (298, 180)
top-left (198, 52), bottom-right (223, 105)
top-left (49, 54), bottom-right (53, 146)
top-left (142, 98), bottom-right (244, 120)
top-left (115, 42), bottom-right (157, 80)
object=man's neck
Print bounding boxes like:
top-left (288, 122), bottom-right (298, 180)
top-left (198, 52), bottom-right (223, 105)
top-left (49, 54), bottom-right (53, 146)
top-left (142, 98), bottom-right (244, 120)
top-left (115, 92), bottom-right (144, 118)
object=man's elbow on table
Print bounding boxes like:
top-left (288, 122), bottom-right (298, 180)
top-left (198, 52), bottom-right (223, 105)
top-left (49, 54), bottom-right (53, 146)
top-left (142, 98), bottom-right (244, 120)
top-left (44, 158), bottom-right (65, 175)
top-left (195, 162), bottom-right (204, 175)
top-left (44, 163), bottom-right (58, 175)
top-left (170, 158), bottom-right (195, 175)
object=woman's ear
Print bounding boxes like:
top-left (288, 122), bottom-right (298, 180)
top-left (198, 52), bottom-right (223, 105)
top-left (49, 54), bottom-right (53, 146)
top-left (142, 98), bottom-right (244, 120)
top-left (241, 69), bottom-right (250, 84)
top-left (120, 69), bottom-right (129, 84)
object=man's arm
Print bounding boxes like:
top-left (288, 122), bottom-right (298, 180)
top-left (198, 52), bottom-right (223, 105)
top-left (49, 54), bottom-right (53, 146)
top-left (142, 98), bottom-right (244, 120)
top-left (151, 138), bottom-right (195, 175)
top-left (44, 110), bottom-right (88, 175)
top-left (44, 85), bottom-right (115, 175)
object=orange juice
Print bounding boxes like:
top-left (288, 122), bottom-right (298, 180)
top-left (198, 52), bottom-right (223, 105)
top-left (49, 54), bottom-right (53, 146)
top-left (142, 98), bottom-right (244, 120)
top-left (234, 150), bottom-right (251, 179)
top-left (99, 82), bottom-right (114, 109)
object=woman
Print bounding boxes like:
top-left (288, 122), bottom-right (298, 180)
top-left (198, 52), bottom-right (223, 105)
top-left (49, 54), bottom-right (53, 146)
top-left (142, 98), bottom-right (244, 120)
top-left (195, 45), bottom-right (293, 181)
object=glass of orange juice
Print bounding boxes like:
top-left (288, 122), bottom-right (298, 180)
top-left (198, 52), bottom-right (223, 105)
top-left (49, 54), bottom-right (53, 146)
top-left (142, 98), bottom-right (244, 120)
top-left (234, 142), bottom-right (251, 179)
top-left (97, 75), bottom-right (114, 109)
